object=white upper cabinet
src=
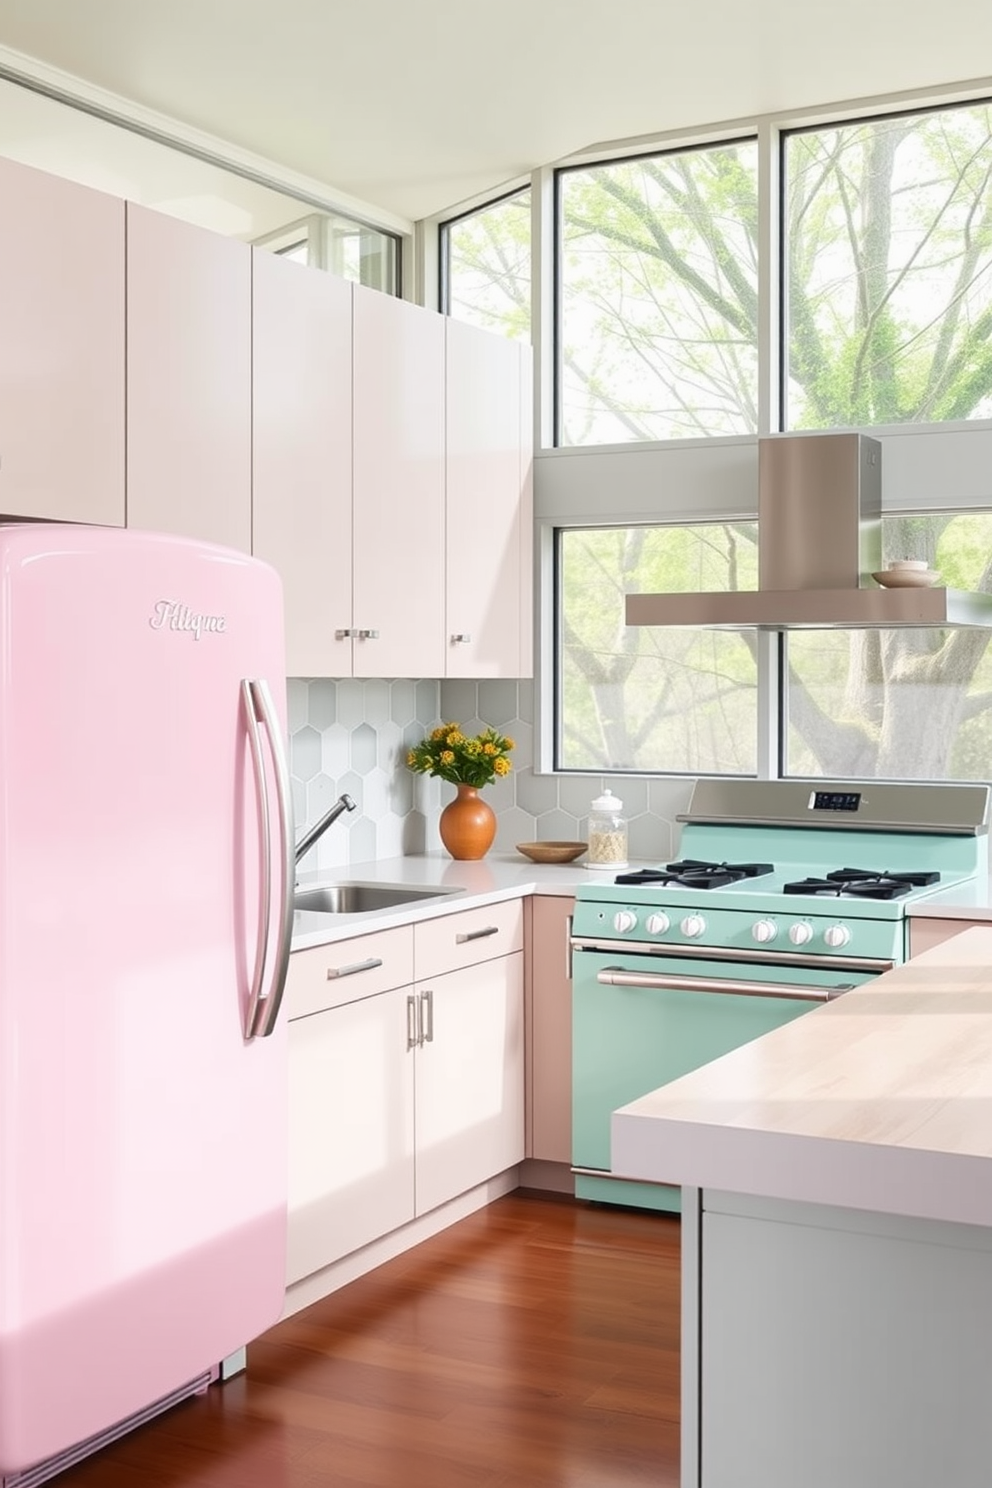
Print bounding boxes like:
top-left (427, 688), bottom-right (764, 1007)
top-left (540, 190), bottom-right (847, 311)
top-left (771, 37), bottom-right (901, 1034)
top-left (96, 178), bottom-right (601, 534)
top-left (126, 204), bottom-right (252, 552)
top-left (252, 250), bottom-right (354, 677)
top-left (352, 284), bottom-right (446, 679)
top-left (0, 156), bottom-right (124, 526)
top-left (445, 320), bottom-right (534, 679)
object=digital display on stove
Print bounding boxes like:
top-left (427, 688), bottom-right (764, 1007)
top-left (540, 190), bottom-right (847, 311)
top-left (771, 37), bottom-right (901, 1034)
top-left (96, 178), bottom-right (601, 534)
top-left (809, 790), bottom-right (862, 812)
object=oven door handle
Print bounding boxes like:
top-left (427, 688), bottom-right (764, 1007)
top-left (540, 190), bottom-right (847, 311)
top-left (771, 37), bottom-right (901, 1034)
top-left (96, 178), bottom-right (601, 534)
top-left (596, 967), bottom-right (853, 1001)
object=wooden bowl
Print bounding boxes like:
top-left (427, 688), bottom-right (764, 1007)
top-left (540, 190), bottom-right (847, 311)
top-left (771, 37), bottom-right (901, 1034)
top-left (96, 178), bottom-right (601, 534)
top-left (516, 841), bottom-right (588, 864)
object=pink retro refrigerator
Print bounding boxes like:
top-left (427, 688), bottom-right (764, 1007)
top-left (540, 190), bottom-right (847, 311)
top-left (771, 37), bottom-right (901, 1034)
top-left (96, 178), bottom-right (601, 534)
top-left (0, 525), bottom-right (293, 1485)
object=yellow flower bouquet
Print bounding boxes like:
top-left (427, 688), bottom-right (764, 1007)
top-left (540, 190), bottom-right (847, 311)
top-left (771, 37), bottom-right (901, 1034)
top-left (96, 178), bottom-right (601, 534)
top-left (407, 723), bottom-right (514, 788)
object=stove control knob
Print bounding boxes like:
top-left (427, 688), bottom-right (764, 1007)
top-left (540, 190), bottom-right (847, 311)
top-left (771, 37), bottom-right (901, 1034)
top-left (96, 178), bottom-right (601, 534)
top-left (789, 922), bottom-right (814, 946)
top-left (645, 912), bottom-right (671, 935)
top-left (751, 918), bottom-right (778, 944)
top-left (613, 909), bottom-right (638, 934)
top-left (681, 913), bottom-right (707, 939)
top-left (824, 924), bottom-right (852, 949)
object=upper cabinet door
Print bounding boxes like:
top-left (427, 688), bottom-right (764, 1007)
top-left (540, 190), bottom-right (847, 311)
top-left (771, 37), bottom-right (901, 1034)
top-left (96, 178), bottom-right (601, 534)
top-left (126, 204), bottom-right (251, 552)
top-left (252, 252), bottom-right (354, 678)
top-left (445, 322), bottom-right (533, 679)
top-left (352, 286), bottom-right (445, 679)
top-left (0, 157), bottom-right (124, 526)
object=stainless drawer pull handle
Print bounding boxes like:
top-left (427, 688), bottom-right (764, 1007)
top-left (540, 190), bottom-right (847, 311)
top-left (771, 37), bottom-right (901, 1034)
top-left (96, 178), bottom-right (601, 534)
top-left (406, 994), bottom-right (418, 1050)
top-left (455, 926), bottom-right (499, 944)
top-left (420, 988), bottom-right (434, 1044)
top-left (327, 956), bottom-right (384, 980)
top-left (336, 627), bottom-right (358, 638)
top-left (450, 633), bottom-right (472, 643)
top-left (356, 628), bottom-right (380, 640)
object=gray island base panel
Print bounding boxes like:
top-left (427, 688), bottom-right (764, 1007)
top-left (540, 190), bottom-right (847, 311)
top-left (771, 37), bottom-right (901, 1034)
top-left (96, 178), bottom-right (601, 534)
top-left (611, 928), bottom-right (992, 1488)
top-left (683, 1187), bottom-right (992, 1488)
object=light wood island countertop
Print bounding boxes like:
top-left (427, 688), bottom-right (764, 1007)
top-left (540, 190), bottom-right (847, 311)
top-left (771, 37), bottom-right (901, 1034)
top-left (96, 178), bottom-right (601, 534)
top-left (612, 924), bottom-right (992, 1228)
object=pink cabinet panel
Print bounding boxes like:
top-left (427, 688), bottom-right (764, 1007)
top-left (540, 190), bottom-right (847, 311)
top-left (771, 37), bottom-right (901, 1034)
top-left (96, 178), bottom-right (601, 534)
top-left (126, 204), bottom-right (251, 551)
top-left (252, 252), bottom-right (354, 676)
top-left (353, 285), bottom-right (445, 678)
top-left (0, 156), bottom-right (124, 526)
top-left (527, 895), bottom-right (574, 1165)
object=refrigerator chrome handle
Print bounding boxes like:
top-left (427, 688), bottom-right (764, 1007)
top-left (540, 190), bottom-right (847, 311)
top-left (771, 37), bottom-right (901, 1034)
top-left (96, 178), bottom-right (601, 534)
top-left (240, 679), bottom-right (272, 1041)
top-left (245, 679), bottom-right (295, 1039)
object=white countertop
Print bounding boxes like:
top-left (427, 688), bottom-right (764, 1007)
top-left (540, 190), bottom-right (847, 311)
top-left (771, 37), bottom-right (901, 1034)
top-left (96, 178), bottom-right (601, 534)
top-left (907, 876), bottom-right (992, 918)
top-left (290, 855), bottom-right (992, 949)
top-left (612, 926), bottom-right (992, 1228)
top-left (290, 851), bottom-right (622, 949)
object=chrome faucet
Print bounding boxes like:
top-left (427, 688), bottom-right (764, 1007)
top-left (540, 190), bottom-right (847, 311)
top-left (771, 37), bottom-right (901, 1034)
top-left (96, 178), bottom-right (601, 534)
top-left (294, 792), bottom-right (357, 866)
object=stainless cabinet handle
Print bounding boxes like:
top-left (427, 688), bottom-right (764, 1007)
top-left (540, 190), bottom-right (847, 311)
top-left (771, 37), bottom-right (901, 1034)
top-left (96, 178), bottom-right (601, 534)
top-left (241, 679), bottom-right (295, 1039)
top-left (565, 914), bottom-right (573, 982)
top-left (455, 925), bottom-right (499, 944)
top-left (420, 988), bottom-right (434, 1044)
top-left (595, 967), bottom-right (852, 1002)
top-left (356, 628), bottom-right (380, 640)
top-left (336, 627), bottom-right (359, 638)
top-left (326, 956), bottom-right (384, 980)
top-left (450, 633), bottom-right (472, 643)
top-left (406, 995), bottom-right (418, 1051)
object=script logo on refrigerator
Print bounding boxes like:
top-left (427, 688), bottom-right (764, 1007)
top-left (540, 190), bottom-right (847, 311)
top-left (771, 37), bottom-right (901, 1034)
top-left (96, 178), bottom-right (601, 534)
top-left (149, 600), bottom-right (227, 641)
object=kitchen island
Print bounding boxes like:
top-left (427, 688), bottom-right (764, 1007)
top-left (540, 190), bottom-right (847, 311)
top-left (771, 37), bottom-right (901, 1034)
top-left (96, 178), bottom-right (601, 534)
top-left (612, 926), bottom-right (992, 1488)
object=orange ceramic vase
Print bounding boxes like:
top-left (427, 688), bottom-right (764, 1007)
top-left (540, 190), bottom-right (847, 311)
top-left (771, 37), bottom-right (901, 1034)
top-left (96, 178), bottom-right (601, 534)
top-left (438, 783), bottom-right (497, 860)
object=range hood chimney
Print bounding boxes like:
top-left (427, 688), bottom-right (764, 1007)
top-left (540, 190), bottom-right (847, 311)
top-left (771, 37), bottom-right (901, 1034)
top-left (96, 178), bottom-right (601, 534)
top-left (626, 431), bottom-right (992, 629)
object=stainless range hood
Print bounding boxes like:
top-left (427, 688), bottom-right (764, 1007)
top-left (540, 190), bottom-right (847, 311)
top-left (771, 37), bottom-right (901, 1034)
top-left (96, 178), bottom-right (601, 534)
top-left (625, 431), bottom-right (992, 629)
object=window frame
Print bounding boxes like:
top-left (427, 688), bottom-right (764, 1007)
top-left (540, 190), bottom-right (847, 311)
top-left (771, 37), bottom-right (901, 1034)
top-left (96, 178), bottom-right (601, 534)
top-left (438, 183), bottom-right (532, 330)
top-left (553, 135), bottom-right (763, 449)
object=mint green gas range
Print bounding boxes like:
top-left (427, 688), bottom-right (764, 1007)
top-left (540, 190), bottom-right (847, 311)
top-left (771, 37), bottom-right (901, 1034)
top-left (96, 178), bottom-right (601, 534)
top-left (570, 779), bottom-right (990, 1213)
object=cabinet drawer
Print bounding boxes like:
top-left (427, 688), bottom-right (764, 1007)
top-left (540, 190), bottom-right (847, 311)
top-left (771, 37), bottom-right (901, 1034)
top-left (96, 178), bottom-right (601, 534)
top-left (287, 924), bottom-right (414, 1019)
top-left (414, 897), bottom-right (524, 979)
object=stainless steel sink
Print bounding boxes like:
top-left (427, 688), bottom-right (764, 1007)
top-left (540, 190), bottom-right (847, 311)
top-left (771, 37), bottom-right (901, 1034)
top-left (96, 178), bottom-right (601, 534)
top-left (293, 882), bottom-right (458, 915)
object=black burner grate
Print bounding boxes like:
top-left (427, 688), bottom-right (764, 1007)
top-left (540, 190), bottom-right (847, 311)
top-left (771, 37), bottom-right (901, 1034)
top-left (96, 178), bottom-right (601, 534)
top-left (615, 860), bottom-right (775, 890)
top-left (782, 867), bottom-right (941, 901)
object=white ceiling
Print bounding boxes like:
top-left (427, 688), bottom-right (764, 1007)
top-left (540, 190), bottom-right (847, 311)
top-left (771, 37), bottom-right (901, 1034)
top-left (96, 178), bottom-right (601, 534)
top-left (0, 0), bottom-right (990, 222)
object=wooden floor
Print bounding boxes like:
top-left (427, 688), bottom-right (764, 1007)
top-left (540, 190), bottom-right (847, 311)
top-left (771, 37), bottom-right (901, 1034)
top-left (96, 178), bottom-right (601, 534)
top-left (57, 1192), bottom-right (681, 1488)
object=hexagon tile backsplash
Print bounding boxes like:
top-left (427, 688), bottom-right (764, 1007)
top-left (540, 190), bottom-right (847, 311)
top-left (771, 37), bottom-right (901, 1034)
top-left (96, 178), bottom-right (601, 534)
top-left (288, 677), bottom-right (693, 872)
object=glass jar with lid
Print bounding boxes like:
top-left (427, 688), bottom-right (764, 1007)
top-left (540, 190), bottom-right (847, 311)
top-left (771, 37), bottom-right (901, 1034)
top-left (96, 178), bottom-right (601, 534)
top-left (586, 790), bottom-right (628, 869)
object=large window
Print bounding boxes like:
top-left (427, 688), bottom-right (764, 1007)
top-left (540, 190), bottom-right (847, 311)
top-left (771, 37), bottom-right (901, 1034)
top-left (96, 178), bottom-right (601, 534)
top-left (441, 188), bottom-right (531, 341)
top-left (548, 92), bottom-right (992, 784)
top-left (558, 524), bottom-right (759, 773)
top-left (785, 514), bottom-right (992, 780)
top-left (557, 141), bottom-right (759, 445)
top-left (785, 102), bottom-right (992, 430)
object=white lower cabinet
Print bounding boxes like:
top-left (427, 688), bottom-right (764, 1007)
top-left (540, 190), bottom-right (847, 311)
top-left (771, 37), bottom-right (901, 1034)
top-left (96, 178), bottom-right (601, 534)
top-left (287, 985), bottom-right (415, 1286)
top-left (414, 952), bottom-right (525, 1215)
top-left (287, 899), bottom-right (525, 1287)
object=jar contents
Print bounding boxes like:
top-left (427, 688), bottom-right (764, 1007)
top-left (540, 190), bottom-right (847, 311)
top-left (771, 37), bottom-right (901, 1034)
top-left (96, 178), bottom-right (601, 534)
top-left (586, 790), bottom-right (628, 869)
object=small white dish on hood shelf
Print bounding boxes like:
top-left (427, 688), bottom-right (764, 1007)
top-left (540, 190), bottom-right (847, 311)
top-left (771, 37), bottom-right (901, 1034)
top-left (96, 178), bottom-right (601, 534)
top-left (872, 565), bottom-right (941, 588)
